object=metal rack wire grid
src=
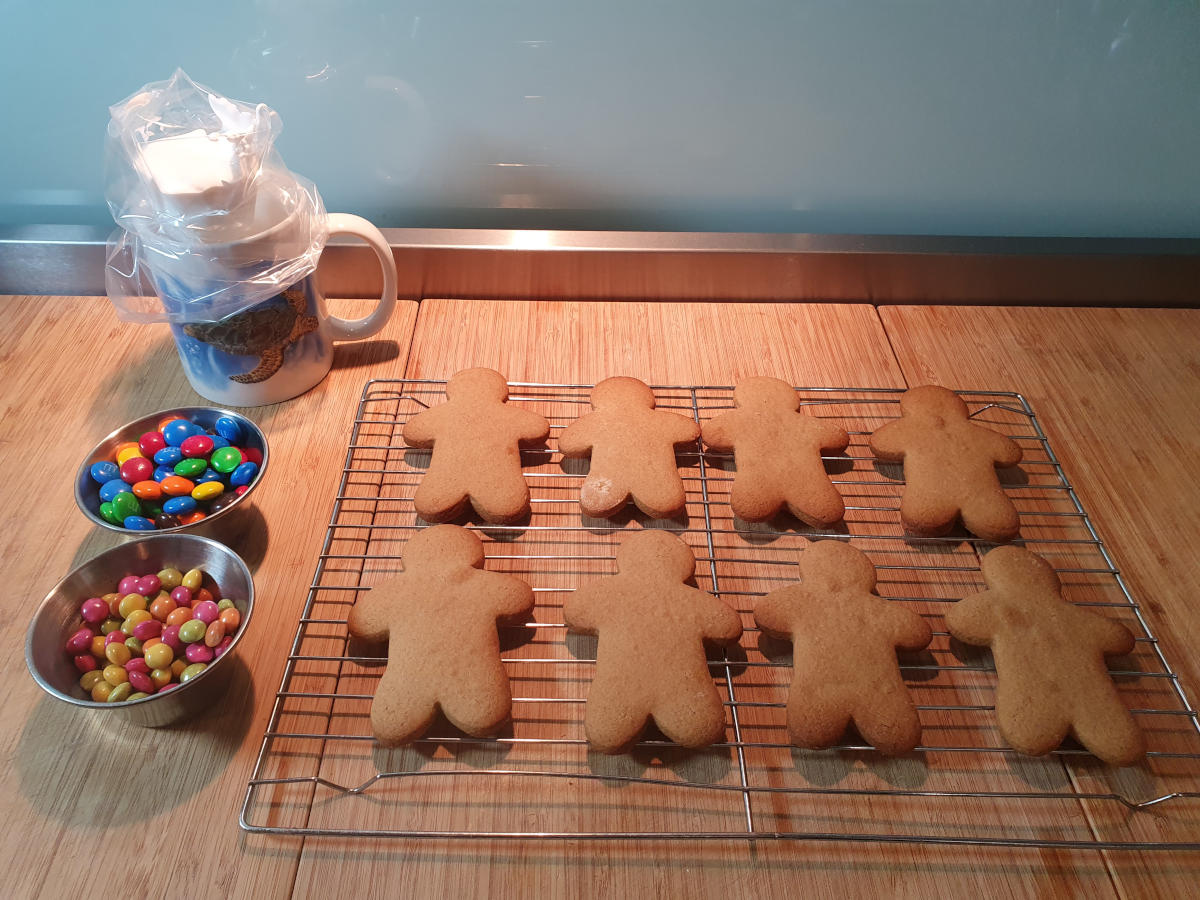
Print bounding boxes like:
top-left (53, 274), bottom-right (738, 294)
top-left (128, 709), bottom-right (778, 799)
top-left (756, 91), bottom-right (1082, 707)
top-left (240, 380), bottom-right (1200, 848)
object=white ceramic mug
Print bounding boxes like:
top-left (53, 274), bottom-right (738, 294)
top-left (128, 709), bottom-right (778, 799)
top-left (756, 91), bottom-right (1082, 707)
top-left (151, 194), bottom-right (397, 407)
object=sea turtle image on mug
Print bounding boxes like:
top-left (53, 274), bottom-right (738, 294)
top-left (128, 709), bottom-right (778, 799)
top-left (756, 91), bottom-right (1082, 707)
top-left (183, 288), bottom-right (319, 384)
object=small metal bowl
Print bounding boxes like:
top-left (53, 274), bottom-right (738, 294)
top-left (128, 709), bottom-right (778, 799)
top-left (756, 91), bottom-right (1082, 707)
top-left (75, 406), bottom-right (268, 539)
top-left (26, 534), bottom-right (254, 727)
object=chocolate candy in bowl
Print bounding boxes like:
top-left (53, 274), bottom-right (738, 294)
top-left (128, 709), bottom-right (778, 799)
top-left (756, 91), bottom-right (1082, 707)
top-left (74, 407), bottom-right (268, 540)
top-left (26, 534), bottom-right (254, 727)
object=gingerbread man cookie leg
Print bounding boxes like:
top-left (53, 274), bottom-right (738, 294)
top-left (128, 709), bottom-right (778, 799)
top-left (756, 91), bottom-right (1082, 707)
top-left (560, 377), bottom-right (700, 520)
top-left (755, 540), bottom-right (932, 756)
top-left (564, 530), bottom-right (742, 753)
top-left (347, 524), bottom-right (534, 745)
top-left (869, 385), bottom-right (1023, 542)
top-left (402, 368), bottom-right (550, 524)
top-left (945, 545), bottom-right (1145, 766)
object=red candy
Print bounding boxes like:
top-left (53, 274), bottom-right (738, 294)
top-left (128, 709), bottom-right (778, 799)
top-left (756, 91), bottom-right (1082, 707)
top-left (119, 457), bottom-right (154, 484)
top-left (65, 627), bottom-right (94, 654)
top-left (73, 654), bottom-right (98, 673)
top-left (127, 671), bottom-right (154, 694)
top-left (240, 447), bottom-right (263, 466)
top-left (138, 431), bottom-right (167, 456)
top-left (124, 658), bottom-right (150, 675)
top-left (180, 435), bottom-right (215, 458)
top-left (132, 619), bottom-right (163, 641)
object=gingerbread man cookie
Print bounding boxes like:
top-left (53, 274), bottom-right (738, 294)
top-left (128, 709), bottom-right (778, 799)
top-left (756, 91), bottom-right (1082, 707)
top-left (702, 377), bottom-right (850, 526)
top-left (869, 385), bottom-right (1023, 541)
top-left (945, 545), bottom-right (1145, 766)
top-left (559, 377), bottom-right (700, 518)
top-left (403, 368), bottom-right (550, 524)
top-left (563, 530), bottom-right (743, 753)
top-left (348, 524), bottom-right (534, 745)
top-left (755, 540), bottom-right (932, 755)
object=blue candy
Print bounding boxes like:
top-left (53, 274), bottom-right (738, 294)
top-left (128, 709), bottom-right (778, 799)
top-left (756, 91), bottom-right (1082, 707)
top-left (90, 461), bottom-right (119, 484)
top-left (122, 516), bottom-right (156, 531)
top-left (153, 446), bottom-right (183, 466)
top-left (161, 419), bottom-right (193, 447)
top-left (195, 468), bottom-right (223, 484)
top-left (230, 461), bottom-right (258, 487)
top-left (162, 496), bottom-right (197, 515)
top-left (153, 465), bottom-right (175, 482)
top-left (208, 434), bottom-right (231, 450)
top-left (215, 416), bottom-right (243, 443)
top-left (98, 478), bottom-right (128, 502)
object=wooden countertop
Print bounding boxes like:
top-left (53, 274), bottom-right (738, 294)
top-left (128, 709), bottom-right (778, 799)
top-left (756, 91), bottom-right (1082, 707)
top-left (2, 295), bottom-right (1198, 898)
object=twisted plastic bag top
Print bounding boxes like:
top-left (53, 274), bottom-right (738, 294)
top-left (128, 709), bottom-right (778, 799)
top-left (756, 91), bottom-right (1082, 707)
top-left (104, 69), bottom-right (327, 324)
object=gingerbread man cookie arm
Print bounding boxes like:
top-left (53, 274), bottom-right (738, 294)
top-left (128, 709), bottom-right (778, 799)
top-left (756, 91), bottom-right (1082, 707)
top-left (943, 591), bottom-right (1000, 647)
top-left (814, 416), bottom-right (852, 453)
top-left (507, 405), bottom-right (552, 444)
top-left (867, 416), bottom-right (917, 460)
top-left (664, 411), bottom-right (702, 446)
top-left (558, 413), bottom-right (599, 457)
top-left (691, 591), bottom-right (743, 644)
top-left (699, 411), bottom-right (738, 451)
top-left (562, 582), bottom-right (604, 634)
top-left (1072, 607), bottom-right (1137, 657)
top-left (881, 602), bottom-right (935, 651)
top-left (976, 423), bottom-right (1023, 467)
top-left (754, 585), bottom-right (813, 638)
top-left (346, 590), bottom-right (392, 642)
top-left (401, 404), bottom-right (449, 448)
top-left (476, 569), bottom-right (536, 621)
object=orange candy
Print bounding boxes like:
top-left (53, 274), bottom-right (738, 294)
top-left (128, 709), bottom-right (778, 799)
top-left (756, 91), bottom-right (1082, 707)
top-left (149, 594), bottom-right (177, 621)
top-left (132, 480), bottom-right (163, 501)
top-left (180, 510), bottom-right (207, 525)
top-left (90, 635), bottom-right (107, 658)
top-left (193, 588), bottom-right (214, 607)
top-left (160, 476), bottom-right (195, 496)
top-left (157, 416), bottom-right (178, 432)
top-left (142, 637), bottom-right (163, 651)
top-left (218, 608), bottom-right (240, 631)
top-left (165, 607), bottom-right (193, 628)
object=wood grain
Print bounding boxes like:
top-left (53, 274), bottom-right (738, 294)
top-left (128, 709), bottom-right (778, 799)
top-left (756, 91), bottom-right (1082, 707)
top-left (881, 305), bottom-right (1200, 896)
top-left (0, 295), bottom-right (418, 900)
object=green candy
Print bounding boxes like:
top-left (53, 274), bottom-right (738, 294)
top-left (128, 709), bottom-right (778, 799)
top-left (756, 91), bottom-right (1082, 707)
top-left (210, 446), bottom-right (243, 474)
top-left (180, 662), bottom-right (207, 683)
top-left (173, 458), bottom-right (207, 478)
top-left (178, 619), bottom-right (207, 644)
top-left (99, 501), bottom-right (123, 525)
top-left (111, 491), bottom-right (141, 520)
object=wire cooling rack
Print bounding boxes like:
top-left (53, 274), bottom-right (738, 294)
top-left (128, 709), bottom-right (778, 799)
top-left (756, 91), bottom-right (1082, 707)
top-left (241, 380), bottom-right (1200, 848)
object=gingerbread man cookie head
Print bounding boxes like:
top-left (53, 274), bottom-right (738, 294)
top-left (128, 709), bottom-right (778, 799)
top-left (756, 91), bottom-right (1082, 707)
top-left (898, 384), bottom-right (970, 423)
top-left (591, 376), bottom-right (656, 411)
top-left (446, 366), bottom-right (510, 404)
top-left (801, 540), bottom-right (878, 594)
top-left (615, 528), bottom-right (696, 581)
top-left (733, 376), bottom-right (800, 413)
top-left (406, 522), bottom-right (486, 571)
top-left (981, 545), bottom-right (1061, 597)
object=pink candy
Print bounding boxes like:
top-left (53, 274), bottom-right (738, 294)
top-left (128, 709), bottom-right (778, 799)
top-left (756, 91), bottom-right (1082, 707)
top-left (185, 643), bottom-right (214, 664)
top-left (132, 619), bottom-right (162, 641)
top-left (136, 574), bottom-right (161, 596)
top-left (65, 627), bottom-right (94, 654)
top-left (213, 635), bottom-right (234, 659)
top-left (170, 586), bottom-right (192, 607)
top-left (73, 654), bottom-right (98, 673)
top-left (118, 575), bottom-right (140, 595)
top-left (80, 597), bottom-right (109, 625)
top-left (192, 600), bottom-right (220, 624)
top-left (124, 658), bottom-right (150, 675)
top-left (105, 631), bottom-right (126, 647)
top-left (161, 625), bottom-right (183, 653)
top-left (127, 671), bottom-right (154, 694)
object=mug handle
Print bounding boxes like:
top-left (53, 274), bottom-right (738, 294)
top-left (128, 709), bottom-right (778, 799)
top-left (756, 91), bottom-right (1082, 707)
top-left (322, 213), bottom-right (398, 340)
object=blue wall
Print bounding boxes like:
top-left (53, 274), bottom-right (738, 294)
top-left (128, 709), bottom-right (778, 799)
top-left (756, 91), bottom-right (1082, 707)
top-left (2, 1), bottom-right (1198, 236)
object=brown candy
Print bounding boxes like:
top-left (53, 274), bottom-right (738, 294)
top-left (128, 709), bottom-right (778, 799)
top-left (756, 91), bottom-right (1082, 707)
top-left (869, 385), bottom-right (1023, 541)
top-left (558, 377), bottom-right (700, 519)
top-left (755, 540), bottom-right (932, 755)
top-left (702, 376), bottom-right (850, 525)
top-left (403, 367), bottom-right (550, 523)
top-left (945, 545), bottom-right (1145, 766)
top-left (348, 524), bottom-right (534, 745)
top-left (563, 530), bottom-right (743, 752)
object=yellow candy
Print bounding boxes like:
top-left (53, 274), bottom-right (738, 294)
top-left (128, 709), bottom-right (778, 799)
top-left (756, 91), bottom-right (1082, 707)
top-left (80, 670), bottom-right (104, 691)
top-left (99, 617), bottom-right (121, 635)
top-left (116, 446), bottom-right (145, 465)
top-left (121, 609), bottom-right (153, 636)
top-left (106, 683), bottom-right (133, 702)
top-left (145, 642), bottom-right (174, 670)
top-left (179, 663), bottom-right (207, 683)
top-left (102, 664), bottom-right (129, 686)
top-left (91, 680), bottom-right (114, 702)
top-left (105, 642), bottom-right (131, 666)
top-left (126, 692), bottom-right (149, 701)
top-left (157, 568), bottom-right (183, 590)
top-left (181, 568), bottom-right (204, 591)
top-left (124, 636), bottom-right (144, 656)
top-left (191, 482), bottom-right (224, 502)
top-left (90, 635), bottom-right (107, 658)
top-left (150, 667), bottom-right (172, 690)
top-left (118, 592), bottom-right (148, 618)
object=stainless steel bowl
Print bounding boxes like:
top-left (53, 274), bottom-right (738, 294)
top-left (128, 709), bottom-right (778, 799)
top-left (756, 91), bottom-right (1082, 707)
top-left (74, 406), bottom-right (268, 538)
top-left (26, 534), bottom-right (255, 727)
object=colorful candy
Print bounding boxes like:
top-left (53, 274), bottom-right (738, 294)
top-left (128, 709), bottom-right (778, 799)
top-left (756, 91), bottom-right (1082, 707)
top-left (62, 565), bottom-right (243, 703)
top-left (87, 415), bottom-right (261, 530)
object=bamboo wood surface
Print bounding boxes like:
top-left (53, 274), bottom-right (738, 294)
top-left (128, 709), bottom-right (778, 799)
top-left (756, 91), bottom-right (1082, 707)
top-left (2, 294), bottom-right (1197, 899)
